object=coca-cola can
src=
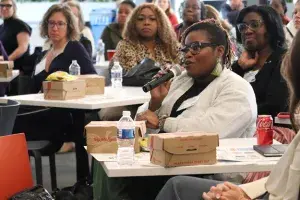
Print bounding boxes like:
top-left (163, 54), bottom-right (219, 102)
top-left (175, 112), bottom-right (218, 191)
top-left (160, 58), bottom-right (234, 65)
top-left (256, 115), bottom-right (273, 145)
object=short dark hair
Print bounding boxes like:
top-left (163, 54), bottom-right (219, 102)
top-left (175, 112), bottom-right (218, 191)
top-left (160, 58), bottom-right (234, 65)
top-left (269, 0), bottom-right (287, 14)
top-left (235, 5), bottom-right (286, 50)
top-left (179, 0), bottom-right (207, 20)
top-left (181, 19), bottom-right (233, 67)
top-left (119, 0), bottom-right (136, 9)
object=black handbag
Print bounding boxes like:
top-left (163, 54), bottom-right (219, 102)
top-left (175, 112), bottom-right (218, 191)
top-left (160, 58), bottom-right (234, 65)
top-left (9, 185), bottom-right (54, 200)
top-left (122, 58), bottom-right (161, 86)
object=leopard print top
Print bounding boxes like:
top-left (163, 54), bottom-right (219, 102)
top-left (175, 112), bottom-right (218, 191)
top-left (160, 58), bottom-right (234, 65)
top-left (114, 39), bottom-right (180, 70)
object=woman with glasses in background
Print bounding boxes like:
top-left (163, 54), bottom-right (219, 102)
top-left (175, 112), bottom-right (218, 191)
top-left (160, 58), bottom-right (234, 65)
top-left (174, 0), bottom-right (207, 41)
top-left (232, 5), bottom-right (288, 119)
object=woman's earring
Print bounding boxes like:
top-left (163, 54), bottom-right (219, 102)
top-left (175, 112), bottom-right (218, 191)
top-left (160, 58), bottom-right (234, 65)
top-left (211, 58), bottom-right (223, 77)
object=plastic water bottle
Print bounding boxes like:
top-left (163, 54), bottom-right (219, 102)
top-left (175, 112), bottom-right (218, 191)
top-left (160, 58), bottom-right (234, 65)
top-left (96, 39), bottom-right (105, 64)
top-left (69, 60), bottom-right (80, 75)
top-left (111, 61), bottom-right (123, 88)
top-left (117, 111), bottom-right (135, 166)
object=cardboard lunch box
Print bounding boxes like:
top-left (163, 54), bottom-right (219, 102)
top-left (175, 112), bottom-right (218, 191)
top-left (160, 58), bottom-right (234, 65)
top-left (0, 61), bottom-right (14, 78)
top-left (85, 121), bottom-right (146, 154)
top-left (78, 75), bottom-right (105, 95)
top-left (149, 132), bottom-right (219, 167)
top-left (42, 80), bottom-right (86, 100)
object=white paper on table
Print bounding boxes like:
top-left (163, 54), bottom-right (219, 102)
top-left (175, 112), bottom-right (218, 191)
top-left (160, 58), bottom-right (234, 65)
top-left (217, 147), bottom-right (280, 162)
top-left (91, 152), bottom-right (150, 162)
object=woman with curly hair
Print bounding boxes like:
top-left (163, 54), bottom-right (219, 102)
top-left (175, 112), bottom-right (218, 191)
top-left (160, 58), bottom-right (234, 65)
top-left (113, 3), bottom-right (180, 70)
top-left (174, 0), bottom-right (207, 41)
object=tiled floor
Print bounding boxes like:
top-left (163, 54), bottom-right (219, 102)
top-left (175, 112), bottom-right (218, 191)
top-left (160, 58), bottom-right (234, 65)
top-left (30, 152), bottom-right (78, 192)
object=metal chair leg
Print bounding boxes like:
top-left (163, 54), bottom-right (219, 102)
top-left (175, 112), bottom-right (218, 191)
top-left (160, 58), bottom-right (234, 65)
top-left (31, 150), bottom-right (43, 185)
top-left (49, 154), bottom-right (57, 191)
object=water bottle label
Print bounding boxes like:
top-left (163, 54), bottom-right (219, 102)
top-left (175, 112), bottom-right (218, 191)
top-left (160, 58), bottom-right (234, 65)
top-left (121, 129), bottom-right (134, 139)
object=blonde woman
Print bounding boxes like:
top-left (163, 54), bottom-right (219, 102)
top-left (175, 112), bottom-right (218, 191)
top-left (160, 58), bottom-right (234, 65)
top-left (114, 3), bottom-right (180, 70)
top-left (156, 0), bottom-right (178, 26)
top-left (205, 4), bottom-right (243, 58)
top-left (65, 1), bottom-right (95, 56)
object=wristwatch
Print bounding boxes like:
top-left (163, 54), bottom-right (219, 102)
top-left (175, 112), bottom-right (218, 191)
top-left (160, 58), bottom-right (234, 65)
top-left (158, 115), bottom-right (168, 130)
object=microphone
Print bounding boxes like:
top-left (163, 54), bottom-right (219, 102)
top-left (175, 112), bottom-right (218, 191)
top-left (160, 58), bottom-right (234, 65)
top-left (142, 64), bottom-right (182, 93)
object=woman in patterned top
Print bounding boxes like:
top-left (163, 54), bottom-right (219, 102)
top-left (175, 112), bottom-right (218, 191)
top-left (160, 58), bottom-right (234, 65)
top-left (113, 3), bottom-right (180, 70)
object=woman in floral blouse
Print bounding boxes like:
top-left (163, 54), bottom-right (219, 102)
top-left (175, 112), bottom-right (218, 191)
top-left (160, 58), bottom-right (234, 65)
top-left (113, 3), bottom-right (180, 70)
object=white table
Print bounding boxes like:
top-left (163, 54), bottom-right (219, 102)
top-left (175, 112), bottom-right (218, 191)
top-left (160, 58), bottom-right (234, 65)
top-left (0, 70), bottom-right (19, 82)
top-left (94, 138), bottom-right (281, 178)
top-left (0, 86), bottom-right (150, 109)
top-left (274, 117), bottom-right (291, 125)
top-left (94, 61), bottom-right (110, 69)
top-left (1, 86), bottom-right (150, 180)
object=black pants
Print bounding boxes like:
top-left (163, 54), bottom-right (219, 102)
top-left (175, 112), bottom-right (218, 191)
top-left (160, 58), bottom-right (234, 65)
top-left (13, 106), bottom-right (73, 154)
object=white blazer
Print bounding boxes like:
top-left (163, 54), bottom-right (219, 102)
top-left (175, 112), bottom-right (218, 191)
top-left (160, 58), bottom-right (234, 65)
top-left (137, 68), bottom-right (257, 139)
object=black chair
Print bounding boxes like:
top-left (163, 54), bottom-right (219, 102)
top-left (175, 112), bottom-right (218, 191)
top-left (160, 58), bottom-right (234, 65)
top-left (17, 108), bottom-right (58, 191)
top-left (27, 140), bottom-right (57, 191)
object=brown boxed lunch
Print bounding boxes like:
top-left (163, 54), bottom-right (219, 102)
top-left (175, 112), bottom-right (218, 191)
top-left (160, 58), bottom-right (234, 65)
top-left (0, 61), bottom-right (14, 78)
top-left (85, 121), bottom-right (146, 154)
top-left (149, 132), bottom-right (219, 167)
top-left (78, 75), bottom-right (105, 95)
top-left (43, 80), bottom-right (86, 100)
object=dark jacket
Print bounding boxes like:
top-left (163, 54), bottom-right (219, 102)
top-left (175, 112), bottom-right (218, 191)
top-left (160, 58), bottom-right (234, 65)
top-left (32, 41), bottom-right (96, 93)
top-left (231, 47), bottom-right (288, 118)
top-left (80, 34), bottom-right (92, 59)
top-left (101, 23), bottom-right (122, 60)
top-left (220, 3), bottom-right (240, 26)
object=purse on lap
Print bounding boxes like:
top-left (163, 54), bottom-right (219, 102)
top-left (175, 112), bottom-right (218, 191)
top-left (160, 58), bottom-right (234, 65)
top-left (122, 58), bottom-right (161, 86)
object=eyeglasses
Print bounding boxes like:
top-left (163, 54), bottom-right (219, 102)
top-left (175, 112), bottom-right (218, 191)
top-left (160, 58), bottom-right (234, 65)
top-left (180, 42), bottom-right (217, 55)
top-left (47, 20), bottom-right (67, 29)
top-left (237, 20), bottom-right (264, 33)
top-left (0, 4), bottom-right (12, 8)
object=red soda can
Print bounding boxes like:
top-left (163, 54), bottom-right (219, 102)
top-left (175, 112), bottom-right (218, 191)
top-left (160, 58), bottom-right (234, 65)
top-left (256, 115), bottom-right (273, 145)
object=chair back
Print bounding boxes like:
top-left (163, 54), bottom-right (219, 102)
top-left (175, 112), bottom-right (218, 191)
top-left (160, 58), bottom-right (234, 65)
top-left (0, 99), bottom-right (20, 136)
top-left (0, 133), bottom-right (33, 199)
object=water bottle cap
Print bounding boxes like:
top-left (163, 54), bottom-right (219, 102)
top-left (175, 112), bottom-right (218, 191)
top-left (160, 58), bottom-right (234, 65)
top-left (123, 111), bottom-right (131, 117)
top-left (72, 60), bottom-right (77, 63)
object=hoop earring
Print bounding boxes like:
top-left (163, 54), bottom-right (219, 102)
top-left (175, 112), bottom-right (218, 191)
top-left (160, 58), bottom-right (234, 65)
top-left (211, 57), bottom-right (223, 77)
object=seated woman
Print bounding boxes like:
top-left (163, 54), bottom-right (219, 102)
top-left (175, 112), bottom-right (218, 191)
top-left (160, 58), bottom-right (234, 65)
top-left (114, 3), bottom-right (179, 70)
top-left (175, 0), bottom-right (207, 41)
top-left (155, 27), bottom-right (300, 200)
top-left (136, 19), bottom-right (257, 138)
top-left (93, 19), bottom-right (256, 200)
top-left (232, 5), bottom-right (288, 119)
top-left (66, 0), bottom-right (95, 57)
top-left (0, 0), bottom-right (31, 71)
top-left (156, 0), bottom-right (178, 26)
top-left (13, 4), bottom-right (96, 152)
top-left (285, 0), bottom-right (300, 46)
top-left (101, 0), bottom-right (136, 60)
top-left (99, 3), bottom-right (179, 120)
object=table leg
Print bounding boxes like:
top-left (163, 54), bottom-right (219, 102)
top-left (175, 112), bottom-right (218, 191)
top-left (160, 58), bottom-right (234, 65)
top-left (72, 109), bottom-right (91, 181)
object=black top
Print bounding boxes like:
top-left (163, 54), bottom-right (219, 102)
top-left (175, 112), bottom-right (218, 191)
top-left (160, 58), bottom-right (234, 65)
top-left (0, 17), bottom-right (32, 70)
top-left (170, 79), bottom-right (213, 118)
top-left (231, 47), bottom-right (288, 118)
top-left (32, 40), bottom-right (97, 93)
top-left (220, 3), bottom-right (240, 26)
